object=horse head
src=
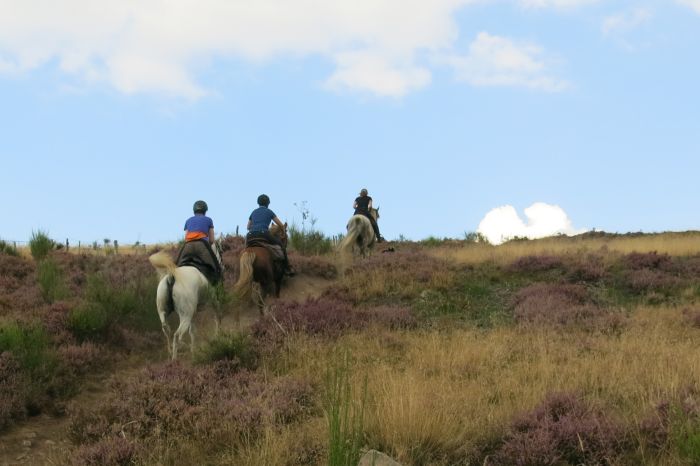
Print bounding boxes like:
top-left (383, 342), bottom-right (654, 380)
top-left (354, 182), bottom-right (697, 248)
top-left (270, 222), bottom-right (288, 248)
top-left (370, 207), bottom-right (380, 222)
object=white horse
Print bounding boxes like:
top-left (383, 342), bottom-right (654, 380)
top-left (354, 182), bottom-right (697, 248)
top-left (149, 240), bottom-right (224, 360)
top-left (338, 208), bottom-right (379, 258)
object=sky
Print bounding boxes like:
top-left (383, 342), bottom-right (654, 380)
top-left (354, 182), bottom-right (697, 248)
top-left (1, 0), bottom-right (699, 245)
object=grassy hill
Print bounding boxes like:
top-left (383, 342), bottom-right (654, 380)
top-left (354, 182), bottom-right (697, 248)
top-left (2, 231), bottom-right (700, 465)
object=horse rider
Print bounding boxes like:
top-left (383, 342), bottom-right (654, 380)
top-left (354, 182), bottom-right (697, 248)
top-left (354, 188), bottom-right (384, 242)
top-left (246, 194), bottom-right (295, 276)
top-left (175, 200), bottom-right (222, 284)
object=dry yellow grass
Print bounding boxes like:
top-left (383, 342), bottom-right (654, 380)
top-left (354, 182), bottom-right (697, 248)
top-left (253, 307), bottom-right (700, 465)
top-left (430, 232), bottom-right (700, 265)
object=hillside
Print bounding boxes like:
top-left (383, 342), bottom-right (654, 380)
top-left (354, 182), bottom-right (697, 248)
top-left (2, 232), bottom-right (700, 465)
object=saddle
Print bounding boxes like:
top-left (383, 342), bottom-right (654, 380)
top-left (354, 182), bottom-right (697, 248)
top-left (176, 240), bottom-right (222, 284)
top-left (245, 238), bottom-right (285, 262)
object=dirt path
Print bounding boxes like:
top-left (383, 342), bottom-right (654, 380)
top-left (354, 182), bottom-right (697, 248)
top-left (0, 274), bottom-right (332, 466)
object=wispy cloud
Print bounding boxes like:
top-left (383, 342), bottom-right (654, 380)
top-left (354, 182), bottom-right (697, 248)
top-left (0, 0), bottom-right (475, 99)
top-left (0, 0), bottom-right (592, 99)
top-left (602, 8), bottom-right (653, 35)
top-left (677, 0), bottom-right (700, 14)
top-left (445, 32), bottom-right (569, 92)
top-left (518, 0), bottom-right (599, 9)
top-left (477, 202), bottom-right (586, 245)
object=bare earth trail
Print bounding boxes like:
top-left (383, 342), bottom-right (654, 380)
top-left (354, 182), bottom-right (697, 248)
top-left (0, 274), bottom-right (332, 466)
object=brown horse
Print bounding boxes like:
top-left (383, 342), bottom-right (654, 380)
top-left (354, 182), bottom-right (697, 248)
top-left (233, 224), bottom-right (287, 316)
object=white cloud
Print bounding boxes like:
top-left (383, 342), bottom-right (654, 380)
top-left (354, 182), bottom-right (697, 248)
top-left (519, 0), bottom-right (599, 9)
top-left (0, 0), bottom-right (588, 99)
top-left (325, 51), bottom-right (432, 97)
top-left (446, 32), bottom-right (569, 92)
top-left (602, 8), bottom-right (652, 35)
top-left (477, 202), bottom-right (586, 245)
top-left (0, 0), bottom-right (473, 98)
top-left (677, 0), bottom-right (700, 14)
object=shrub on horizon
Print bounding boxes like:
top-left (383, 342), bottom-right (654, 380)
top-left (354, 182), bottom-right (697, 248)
top-left (29, 230), bottom-right (56, 261)
top-left (0, 239), bottom-right (18, 256)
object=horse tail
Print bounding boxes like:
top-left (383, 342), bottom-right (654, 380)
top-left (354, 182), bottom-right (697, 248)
top-left (149, 251), bottom-right (178, 279)
top-left (234, 250), bottom-right (256, 301)
top-left (339, 216), bottom-right (363, 255)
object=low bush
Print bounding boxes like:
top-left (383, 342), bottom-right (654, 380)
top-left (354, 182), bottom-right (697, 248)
top-left (508, 255), bottom-right (565, 274)
top-left (289, 224), bottom-right (336, 256)
top-left (37, 258), bottom-right (69, 304)
top-left (68, 303), bottom-right (110, 342)
top-left (0, 239), bottom-right (18, 256)
top-left (72, 436), bottom-right (137, 466)
top-left (194, 332), bottom-right (259, 369)
top-left (491, 392), bottom-right (627, 465)
top-left (0, 351), bottom-right (28, 430)
top-left (0, 321), bottom-right (58, 416)
top-left (511, 283), bottom-right (623, 331)
top-left (29, 230), bottom-right (56, 261)
top-left (68, 362), bottom-right (314, 450)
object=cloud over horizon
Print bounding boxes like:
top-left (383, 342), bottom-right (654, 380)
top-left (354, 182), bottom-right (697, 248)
top-left (0, 0), bottom-right (582, 99)
top-left (446, 32), bottom-right (569, 92)
top-left (477, 202), bottom-right (586, 245)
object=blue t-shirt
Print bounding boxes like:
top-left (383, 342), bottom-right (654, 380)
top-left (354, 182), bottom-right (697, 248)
top-left (248, 207), bottom-right (276, 232)
top-left (184, 214), bottom-right (214, 242)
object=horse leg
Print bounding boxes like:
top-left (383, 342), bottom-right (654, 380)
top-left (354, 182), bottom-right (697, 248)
top-left (156, 279), bottom-right (173, 357)
top-left (189, 320), bottom-right (196, 357)
top-left (252, 282), bottom-right (265, 316)
top-left (161, 320), bottom-right (173, 358)
top-left (172, 315), bottom-right (192, 361)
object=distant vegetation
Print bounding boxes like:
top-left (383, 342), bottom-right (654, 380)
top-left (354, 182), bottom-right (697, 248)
top-left (1, 230), bottom-right (700, 464)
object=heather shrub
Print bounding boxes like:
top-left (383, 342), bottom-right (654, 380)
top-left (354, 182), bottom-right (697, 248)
top-left (683, 307), bottom-right (700, 328)
top-left (511, 283), bottom-right (622, 331)
top-left (29, 229), bottom-right (56, 261)
top-left (37, 257), bottom-right (70, 303)
top-left (68, 363), bottom-right (314, 448)
top-left (565, 254), bottom-right (608, 283)
top-left (0, 351), bottom-right (28, 430)
top-left (638, 388), bottom-right (700, 462)
top-left (71, 436), bottom-right (137, 466)
top-left (619, 268), bottom-right (682, 296)
top-left (330, 251), bottom-right (455, 303)
top-left (491, 392), bottom-right (627, 465)
top-left (508, 255), bottom-right (565, 274)
top-left (194, 332), bottom-right (259, 369)
top-left (290, 254), bottom-right (338, 279)
top-left (253, 298), bottom-right (359, 344)
top-left (621, 251), bottom-right (675, 271)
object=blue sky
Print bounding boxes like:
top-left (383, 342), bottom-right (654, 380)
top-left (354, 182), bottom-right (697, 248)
top-left (1, 0), bottom-right (698, 245)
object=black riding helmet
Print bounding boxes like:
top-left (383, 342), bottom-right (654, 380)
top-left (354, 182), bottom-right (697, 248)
top-left (257, 194), bottom-right (270, 207)
top-left (193, 200), bottom-right (208, 214)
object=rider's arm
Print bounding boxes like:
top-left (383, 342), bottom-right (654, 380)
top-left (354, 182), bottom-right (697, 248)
top-left (208, 227), bottom-right (215, 243)
top-left (353, 200), bottom-right (358, 209)
top-left (247, 219), bottom-right (252, 230)
top-left (272, 216), bottom-right (285, 230)
top-left (368, 199), bottom-right (373, 210)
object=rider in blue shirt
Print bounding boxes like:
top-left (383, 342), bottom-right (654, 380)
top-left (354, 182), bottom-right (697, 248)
top-left (246, 194), bottom-right (294, 276)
